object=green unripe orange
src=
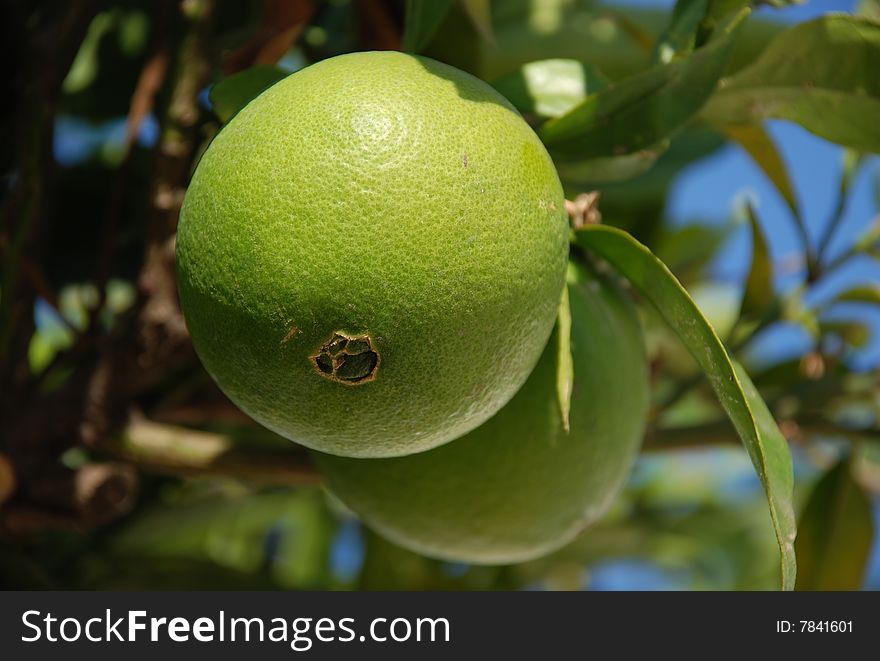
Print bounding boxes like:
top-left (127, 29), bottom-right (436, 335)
top-left (315, 264), bottom-right (649, 564)
top-left (176, 51), bottom-right (569, 458)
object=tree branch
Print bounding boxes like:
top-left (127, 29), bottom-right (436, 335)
top-left (97, 416), bottom-right (323, 487)
top-left (2, 0), bottom-right (218, 535)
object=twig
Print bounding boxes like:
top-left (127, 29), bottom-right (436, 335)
top-left (16, 254), bottom-right (77, 333)
top-left (0, 507), bottom-right (88, 537)
top-left (222, 0), bottom-right (314, 74)
top-left (97, 417), bottom-right (323, 487)
top-left (643, 419), bottom-right (745, 452)
top-left (0, 454), bottom-right (16, 507)
top-left (819, 233), bottom-right (876, 278)
top-left (566, 192), bottom-right (602, 230)
top-left (1, 462), bottom-right (138, 538)
top-left (23, 463), bottom-right (138, 525)
top-left (815, 188), bottom-right (851, 274)
top-left (643, 416), bottom-right (879, 453)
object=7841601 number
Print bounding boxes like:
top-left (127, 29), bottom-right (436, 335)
top-left (801, 621), bottom-right (852, 633)
top-left (776, 621), bottom-right (853, 633)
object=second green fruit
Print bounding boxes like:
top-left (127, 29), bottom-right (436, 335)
top-left (316, 263), bottom-right (649, 564)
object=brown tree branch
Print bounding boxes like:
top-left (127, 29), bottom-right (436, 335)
top-left (91, 0), bottom-right (177, 321)
top-left (222, 0), bottom-right (314, 74)
top-left (2, 1), bottom-right (218, 536)
top-left (0, 454), bottom-right (16, 508)
top-left (1, 462), bottom-right (137, 538)
top-left (0, 1), bottom-right (98, 398)
top-left (643, 416), bottom-right (880, 453)
top-left (97, 416), bottom-right (322, 487)
top-left (77, 0), bottom-right (218, 450)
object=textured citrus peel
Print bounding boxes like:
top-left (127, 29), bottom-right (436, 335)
top-left (311, 331), bottom-right (380, 385)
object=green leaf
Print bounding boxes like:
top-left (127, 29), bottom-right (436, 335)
top-left (654, 221), bottom-right (734, 283)
top-left (795, 458), bottom-right (874, 590)
top-left (555, 141), bottom-right (667, 184)
top-left (556, 284), bottom-right (574, 433)
top-left (705, 0), bottom-right (750, 20)
top-left (854, 217), bottom-right (880, 253)
top-left (577, 225), bottom-right (796, 590)
top-left (702, 15), bottom-right (880, 153)
top-left (820, 320), bottom-right (871, 348)
top-left (492, 61), bottom-right (661, 186)
top-left (819, 149), bottom-right (866, 257)
top-left (840, 149), bottom-right (865, 196)
top-left (209, 65), bottom-right (288, 123)
top-left (460, 0), bottom-right (494, 44)
top-left (538, 8), bottom-right (748, 162)
top-left (722, 123), bottom-right (802, 231)
top-left (860, 0), bottom-right (880, 21)
top-left (578, 126), bottom-right (725, 215)
top-left (705, 0), bottom-right (803, 21)
top-left (740, 203), bottom-right (775, 319)
top-left (652, 0), bottom-right (710, 64)
top-left (491, 59), bottom-right (608, 119)
top-left (108, 489), bottom-right (335, 589)
top-left (836, 284), bottom-right (880, 305)
top-left (403, 0), bottom-right (455, 53)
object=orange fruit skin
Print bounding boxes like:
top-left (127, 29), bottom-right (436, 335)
top-left (176, 52), bottom-right (569, 457)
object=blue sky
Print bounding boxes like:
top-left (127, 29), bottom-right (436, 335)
top-left (611, 0), bottom-right (880, 370)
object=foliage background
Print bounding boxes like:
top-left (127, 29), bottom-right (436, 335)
top-left (1, 0), bottom-right (878, 590)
